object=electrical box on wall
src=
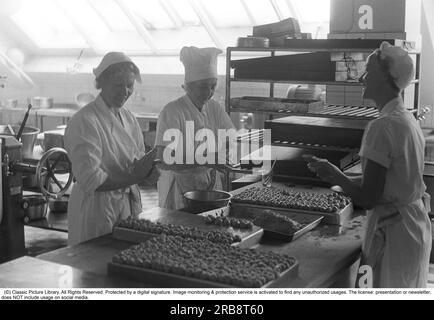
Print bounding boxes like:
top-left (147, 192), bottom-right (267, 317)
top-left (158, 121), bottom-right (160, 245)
top-left (329, 0), bottom-right (421, 46)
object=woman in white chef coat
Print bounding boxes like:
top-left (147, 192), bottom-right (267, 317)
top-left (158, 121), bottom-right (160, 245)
top-left (305, 42), bottom-right (432, 288)
top-left (155, 46), bottom-right (236, 210)
top-left (65, 52), bottom-right (157, 245)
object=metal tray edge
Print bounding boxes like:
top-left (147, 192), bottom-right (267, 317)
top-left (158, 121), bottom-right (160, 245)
top-left (107, 258), bottom-right (299, 288)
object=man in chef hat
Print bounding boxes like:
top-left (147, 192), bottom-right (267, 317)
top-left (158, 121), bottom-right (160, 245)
top-left (304, 42), bottom-right (431, 288)
top-left (154, 46), bottom-right (236, 210)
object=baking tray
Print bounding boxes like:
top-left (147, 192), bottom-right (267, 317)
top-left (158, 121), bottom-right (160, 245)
top-left (112, 227), bottom-right (157, 244)
top-left (262, 215), bottom-right (323, 242)
top-left (230, 200), bottom-right (352, 226)
top-left (230, 182), bottom-right (354, 225)
top-left (113, 208), bottom-right (264, 248)
top-left (107, 259), bottom-right (298, 288)
top-left (112, 226), bottom-right (263, 249)
top-left (229, 206), bottom-right (323, 242)
top-left (231, 96), bottom-right (324, 113)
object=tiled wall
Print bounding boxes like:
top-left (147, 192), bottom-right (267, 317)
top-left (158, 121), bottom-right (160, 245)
top-left (1, 72), bottom-right (216, 114)
top-left (1, 69), bottom-right (433, 130)
top-left (0, 71), bottom-right (291, 129)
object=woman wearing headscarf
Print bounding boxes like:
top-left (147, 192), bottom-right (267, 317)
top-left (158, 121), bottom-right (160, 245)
top-left (155, 46), bottom-right (236, 210)
top-left (304, 42), bottom-right (432, 288)
top-left (65, 52), bottom-right (158, 245)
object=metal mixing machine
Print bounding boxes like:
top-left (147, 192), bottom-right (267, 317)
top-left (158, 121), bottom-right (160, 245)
top-left (0, 135), bottom-right (72, 263)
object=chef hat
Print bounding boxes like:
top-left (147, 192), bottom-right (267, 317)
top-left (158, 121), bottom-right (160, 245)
top-left (180, 46), bottom-right (222, 83)
top-left (93, 52), bottom-right (141, 83)
top-left (378, 41), bottom-right (414, 91)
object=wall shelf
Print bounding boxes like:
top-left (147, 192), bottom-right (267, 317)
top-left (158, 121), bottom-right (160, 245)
top-left (225, 41), bottom-right (421, 122)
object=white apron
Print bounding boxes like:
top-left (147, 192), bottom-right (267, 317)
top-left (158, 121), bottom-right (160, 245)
top-left (358, 97), bottom-right (432, 288)
top-left (65, 95), bottom-right (145, 245)
top-left (157, 167), bottom-right (222, 210)
top-left (361, 196), bottom-right (432, 288)
top-left (155, 95), bottom-right (235, 210)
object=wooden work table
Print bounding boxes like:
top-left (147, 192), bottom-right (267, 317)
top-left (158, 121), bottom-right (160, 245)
top-left (29, 206), bottom-right (366, 288)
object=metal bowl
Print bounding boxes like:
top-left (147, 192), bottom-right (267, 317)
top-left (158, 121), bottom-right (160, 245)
top-left (0, 125), bottom-right (40, 158)
top-left (183, 190), bottom-right (232, 214)
top-left (75, 92), bottom-right (95, 108)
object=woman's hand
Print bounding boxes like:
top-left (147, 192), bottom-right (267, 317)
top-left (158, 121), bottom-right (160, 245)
top-left (131, 147), bottom-right (160, 180)
top-left (97, 148), bottom-right (160, 192)
top-left (302, 154), bottom-right (342, 184)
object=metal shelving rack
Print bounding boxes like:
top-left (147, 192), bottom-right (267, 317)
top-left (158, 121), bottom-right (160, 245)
top-left (225, 45), bottom-right (421, 121)
top-left (224, 42), bottom-right (421, 190)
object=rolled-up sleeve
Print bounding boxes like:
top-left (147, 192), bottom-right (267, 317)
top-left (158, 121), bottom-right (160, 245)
top-left (359, 119), bottom-right (394, 169)
top-left (65, 114), bottom-right (108, 193)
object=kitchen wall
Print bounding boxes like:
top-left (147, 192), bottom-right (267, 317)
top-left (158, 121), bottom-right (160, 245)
top-left (419, 0), bottom-right (434, 129)
top-left (0, 57), bottom-right (289, 131)
top-left (0, 73), bottom-right (273, 111)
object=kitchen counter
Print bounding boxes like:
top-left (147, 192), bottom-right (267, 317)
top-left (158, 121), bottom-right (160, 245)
top-left (0, 256), bottom-right (141, 288)
top-left (31, 207), bottom-right (365, 288)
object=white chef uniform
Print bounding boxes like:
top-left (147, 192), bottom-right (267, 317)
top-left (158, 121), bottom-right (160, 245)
top-left (155, 94), bottom-right (234, 210)
top-left (359, 97), bottom-right (432, 287)
top-left (65, 95), bottom-right (145, 245)
top-left (155, 46), bottom-right (235, 210)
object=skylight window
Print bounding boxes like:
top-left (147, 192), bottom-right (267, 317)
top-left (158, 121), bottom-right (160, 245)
top-left (56, 0), bottom-right (111, 51)
top-left (244, 0), bottom-right (280, 25)
top-left (11, 0), bottom-right (88, 49)
top-left (293, 0), bottom-right (330, 22)
top-left (168, 0), bottom-right (200, 26)
top-left (8, 0), bottom-right (331, 54)
top-left (89, 0), bottom-right (135, 32)
top-left (124, 0), bottom-right (175, 29)
top-left (201, 0), bottom-right (251, 27)
top-left (271, 0), bottom-right (295, 19)
top-left (149, 28), bottom-right (216, 51)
